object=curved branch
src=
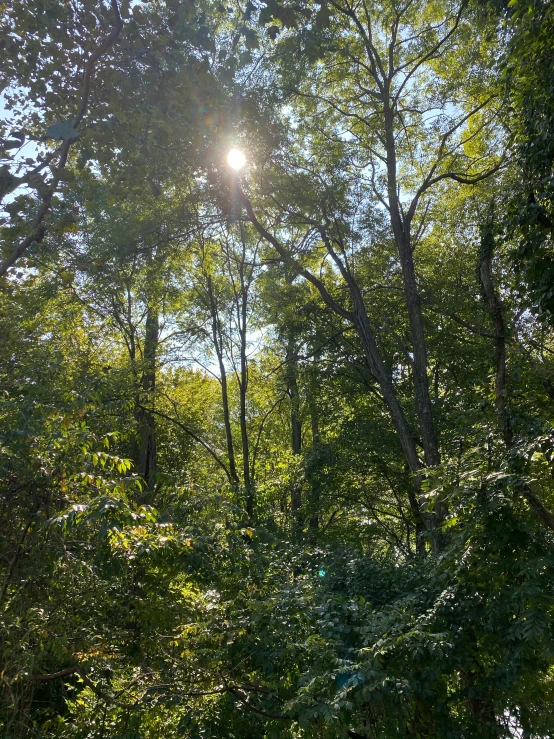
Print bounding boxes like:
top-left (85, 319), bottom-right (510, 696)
top-left (239, 190), bottom-right (354, 322)
top-left (27, 665), bottom-right (135, 710)
top-left (138, 404), bottom-right (232, 482)
top-left (251, 393), bottom-right (287, 481)
top-left (227, 687), bottom-right (290, 721)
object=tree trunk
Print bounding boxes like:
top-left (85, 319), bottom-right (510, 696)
top-left (351, 283), bottom-right (421, 474)
top-left (308, 370), bottom-right (320, 535)
top-left (239, 313), bottom-right (253, 519)
top-left (350, 286), bottom-right (431, 554)
top-left (384, 104), bottom-right (444, 541)
top-left (479, 222), bottom-right (511, 446)
top-left (206, 275), bottom-right (240, 487)
top-left (242, 192), bottom-right (430, 549)
top-left (136, 305), bottom-right (158, 492)
top-left (384, 104), bottom-right (440, 470)
top-left (286, 330), bottom-right (303, 539)
top-left (461, 629), bottom-right (500, 736)
top-left (233, 234), bottom-right (254, 519)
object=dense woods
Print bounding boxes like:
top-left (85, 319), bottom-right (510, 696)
top-left (1, 0), bottom-right (554, 736)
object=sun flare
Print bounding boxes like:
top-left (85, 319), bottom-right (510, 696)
top-left (227, 148), bottom-right (246, 170)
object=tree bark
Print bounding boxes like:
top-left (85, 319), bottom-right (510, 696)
top-left (238, 296), bottom-right (253, 519)
top-left (349, 283), bottom-right (434, 552)
top-left (206, 275), bottom-right (240, 487)
top-left (383, 103), bottom-right (445, 542)
top-left (233, 233), bottom-right (254, 519)
top-left (286, 328), bottom-right (303, 539)
top-left (384, 106), bottom-right (441, 470)
top-left (136, 306), bottom-right (158, 491)
top-left (351, 284), bottom-right (422, 475)
top-left (479, 222), bottom-right (511, 446)
top-left (308, 389), bottom-right (320, 535)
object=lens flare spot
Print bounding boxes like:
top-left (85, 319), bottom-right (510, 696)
top-left (227, 148), bottom-right (246, 170)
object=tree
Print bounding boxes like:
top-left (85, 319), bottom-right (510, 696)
top-left (3, 0), bottom-right (554, 736)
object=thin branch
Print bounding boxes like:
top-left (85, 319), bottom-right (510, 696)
top-left (393, 2), bottom-right (466, 104)
top-left (138, 404), bottom-right (232, 481)
top-left (239, 190), bottom-right (354, 322)
top-left (426, 305), bottom-right (496, 338)
top-left (228, 687), bottom-right (289, 721)
top-left (406, 97), bottom-right (500, 221)
top-left (27, 666), bottom-right (135, 710)
top-left (251, 394), bottom-right (287, 481)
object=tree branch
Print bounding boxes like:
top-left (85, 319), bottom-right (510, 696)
top-left (27, 665), bottom-right (136, 710)
top-left (239, 189), bottom-right (354, 322)
top-left (138, 404), bottom-right (232, 482)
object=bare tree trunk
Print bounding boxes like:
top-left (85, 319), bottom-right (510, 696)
top-left (350, 285), bottom-right (431, 553)
top-left (383, 105), bottom-right (445, 543)
top-left (136, 306), bottom-right (158, 491)
top-left (384, 107), bottom-right (440, 469)
top-left (232, 231), bottom-right (254, 520)
top-left (479, 222), bottom-right (510, 447)
top-left (286, 329), bottom-right (303, 539)
top-left (238, 307), bottom-right (253, 519)
top-left (122, 290), bottom-right (154, 494)
top-left (206, 275), bottom-right (240, 487)
top-left (308, 392), bottom-right (320, 536)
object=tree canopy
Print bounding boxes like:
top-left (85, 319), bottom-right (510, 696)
top-left (2, 0), bottom-right (554, 737)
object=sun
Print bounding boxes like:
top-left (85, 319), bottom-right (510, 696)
top-left (227, 148), bottom-right (246, 171)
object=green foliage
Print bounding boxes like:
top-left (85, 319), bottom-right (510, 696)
top-left (2, 0), bottom-right (554, 738)
top-left (485, 0), bottom-right (554, 322)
